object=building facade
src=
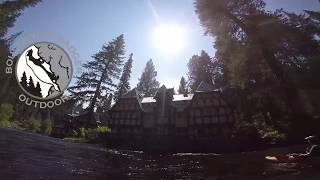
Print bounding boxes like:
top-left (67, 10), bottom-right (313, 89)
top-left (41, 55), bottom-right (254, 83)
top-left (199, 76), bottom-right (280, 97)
top-left (108, 82), bottom-right (237, 142)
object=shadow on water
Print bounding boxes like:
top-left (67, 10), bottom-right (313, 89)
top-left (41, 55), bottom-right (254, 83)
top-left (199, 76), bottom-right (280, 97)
top-left (103, 147), bottom-right (316, 180)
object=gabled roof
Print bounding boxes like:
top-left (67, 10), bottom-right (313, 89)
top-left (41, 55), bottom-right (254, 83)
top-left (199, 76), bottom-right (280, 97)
top-left (154, 85), bottom-right (167, 97)
top-left (196, 81), bottom-right (216, 92)
top-left (122, 88), bottom-right (141, 98)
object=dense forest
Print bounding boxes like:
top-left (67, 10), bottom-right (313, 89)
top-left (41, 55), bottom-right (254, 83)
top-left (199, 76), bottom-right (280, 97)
top-left (0, 0), bottom-right (319, 145)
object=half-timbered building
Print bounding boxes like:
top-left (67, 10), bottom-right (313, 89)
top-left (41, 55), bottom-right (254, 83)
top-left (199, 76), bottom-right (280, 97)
top-left (108, 81), bottom-right (236, 141)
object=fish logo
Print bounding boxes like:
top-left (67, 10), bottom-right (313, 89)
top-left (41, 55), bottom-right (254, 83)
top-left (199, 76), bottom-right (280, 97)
top-left (16, 42), bottom-right (72, 100)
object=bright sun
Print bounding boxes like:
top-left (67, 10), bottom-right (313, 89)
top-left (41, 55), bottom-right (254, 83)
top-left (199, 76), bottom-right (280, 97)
top-left (153, 24), bottom-right (187, 55)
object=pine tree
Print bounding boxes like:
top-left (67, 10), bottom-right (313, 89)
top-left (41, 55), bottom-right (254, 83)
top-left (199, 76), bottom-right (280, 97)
top-left (195, 0), bottom-right (320, 135)
top-left (20, 71), bottom-right (28, 90)
top-left (68, 35), bottom-right (125, 112)
top-left (178, 76), bottom-right (187, 94)
top-left (187, 50), bottom-right (215, 92)
top-left (34, 82), bottom-right (42, 97)
top-left (97, 93), bottom-right (113, 113)
top-left (27, 76), bottom-right (36, 95)
top-left (0, 0), bottom-right (41, 104)
top-left (137, 59), bottom-right (160, 96)
top-left (0, 0), bottom-right (41, 38)
top-left (114, 53), bottom-right (133, 101)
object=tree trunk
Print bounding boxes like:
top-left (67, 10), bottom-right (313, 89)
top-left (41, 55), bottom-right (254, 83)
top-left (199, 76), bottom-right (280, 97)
top-left (86, 61), bottom-right (110, 126)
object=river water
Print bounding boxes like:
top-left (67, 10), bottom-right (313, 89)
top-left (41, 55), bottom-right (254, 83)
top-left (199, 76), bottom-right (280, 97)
top-left (100, 147), bottom-right (315, 180)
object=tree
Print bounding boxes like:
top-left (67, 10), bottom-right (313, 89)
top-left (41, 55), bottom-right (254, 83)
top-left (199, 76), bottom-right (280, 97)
top-left (68, 35), bottom-right (126, 114)
top-left (195, 0), bottom-right (320, 136)
top-left (187, 50), bottom-right (215, 92)
top-left (0, 0), bottom-right (41, 38)
top-left (136, 59), bottom-right (160, 96)
top-left (27, 76), bottom-right (35, 95)
top-left (20, 71), bottom-right (28, 90)
top-left (114, 53), bottom-right (133, 101)
top-left (0, 0), bottom-right (41, 104)
top-left (96, 93), bottom-right (113, 113)
top-left (34, 82), bottom-right (42, 97)
top-left (178, 76), bottom-right (187, 94)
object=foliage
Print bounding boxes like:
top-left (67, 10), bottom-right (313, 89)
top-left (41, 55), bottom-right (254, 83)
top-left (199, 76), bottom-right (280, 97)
top-left (0, 103), bottom-right (14, 128)
top-left (114, 53), bottom-right (133, 101)
top-left (96, 93), bottom-right (113, 113)
top-left (27, 115), bottom-right (41, 133)
top-left (252, 112), bottom-right (286, 141)
top-left (187, 50), bottom-right (216, 92)
top-left (96, 126), bottom-right (112, 133)
top-left (77, 126), bottom-right (111, 142)
top-left (0, 0), bottom-right (41, 38)
top-left (137, 59), bottom-right (160, 96)
top-left (41, 118), bottom-right (52, 135)
top-left (178, 76), bottom-right (188, 94)
top-left (0, 0), bottom-right (41, 105)
top-left (68, 35), bottom-right (126, 112)
top-left (236, 112), bottom-right (286, 142)
top-left (195, 0), bottom-right (320, 136)
top-left (63, 137), bottom-right (87, 143)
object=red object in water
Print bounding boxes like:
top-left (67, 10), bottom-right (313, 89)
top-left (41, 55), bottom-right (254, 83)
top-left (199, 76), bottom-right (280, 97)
top-left (265, 154), bottom-right (300, 162)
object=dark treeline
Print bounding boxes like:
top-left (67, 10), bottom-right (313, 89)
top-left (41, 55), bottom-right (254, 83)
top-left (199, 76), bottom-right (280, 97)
top-left (0, 0), bottom-right (52, 134)
top-left (193, 0), bottom-right (320, 141)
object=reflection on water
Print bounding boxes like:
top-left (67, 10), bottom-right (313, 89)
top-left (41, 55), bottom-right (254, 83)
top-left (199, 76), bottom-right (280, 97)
top-left (103, 148), bottom-right (316, 179)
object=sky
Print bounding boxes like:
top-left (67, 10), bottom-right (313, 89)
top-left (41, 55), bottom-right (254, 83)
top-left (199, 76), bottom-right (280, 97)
top-left (7, 0), bottom-right (320, 91)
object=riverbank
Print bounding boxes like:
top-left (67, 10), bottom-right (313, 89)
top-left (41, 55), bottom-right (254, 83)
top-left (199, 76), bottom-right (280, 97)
top-left (0, 128), bottom-right (319, 179)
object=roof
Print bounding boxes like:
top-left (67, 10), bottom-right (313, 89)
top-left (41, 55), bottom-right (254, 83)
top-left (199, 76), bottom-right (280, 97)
top-left (154, 85), bottom-right (166, 97)
top-left (113, 84), bottom-right (223, 113)
top-left (122, 88), bottom-right (140, 98)
top-left (172, 94), bottom-right (194, 101)
top-left (141, 97), bottom-right (156, 103)
top-left (196, 81), bottom-right (216, 92)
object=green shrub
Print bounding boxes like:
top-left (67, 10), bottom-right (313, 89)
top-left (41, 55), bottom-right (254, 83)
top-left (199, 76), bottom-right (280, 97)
top-left (96, 126), bottom-right (111, 133)
top-left (41, 118), bottom-right (52, 135)
top-left (252, 112), bottom-right (286, 142)
top-left (76, 126), bottom-right (111, 142)
top-left (79, 127), bottom-right (86, 138)
top-left (28, 115), bottom-right (41, 133)
top-left (63, 137), bottom-right (87, 143)
top-left (0, 103), bottom-right (15, 128)
top-left (236, 112), bottom-right (286, 142)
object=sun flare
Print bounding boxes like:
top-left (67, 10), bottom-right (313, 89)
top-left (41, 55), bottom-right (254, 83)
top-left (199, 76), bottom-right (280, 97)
top-left (153, 24), bottom-right (187, 55)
